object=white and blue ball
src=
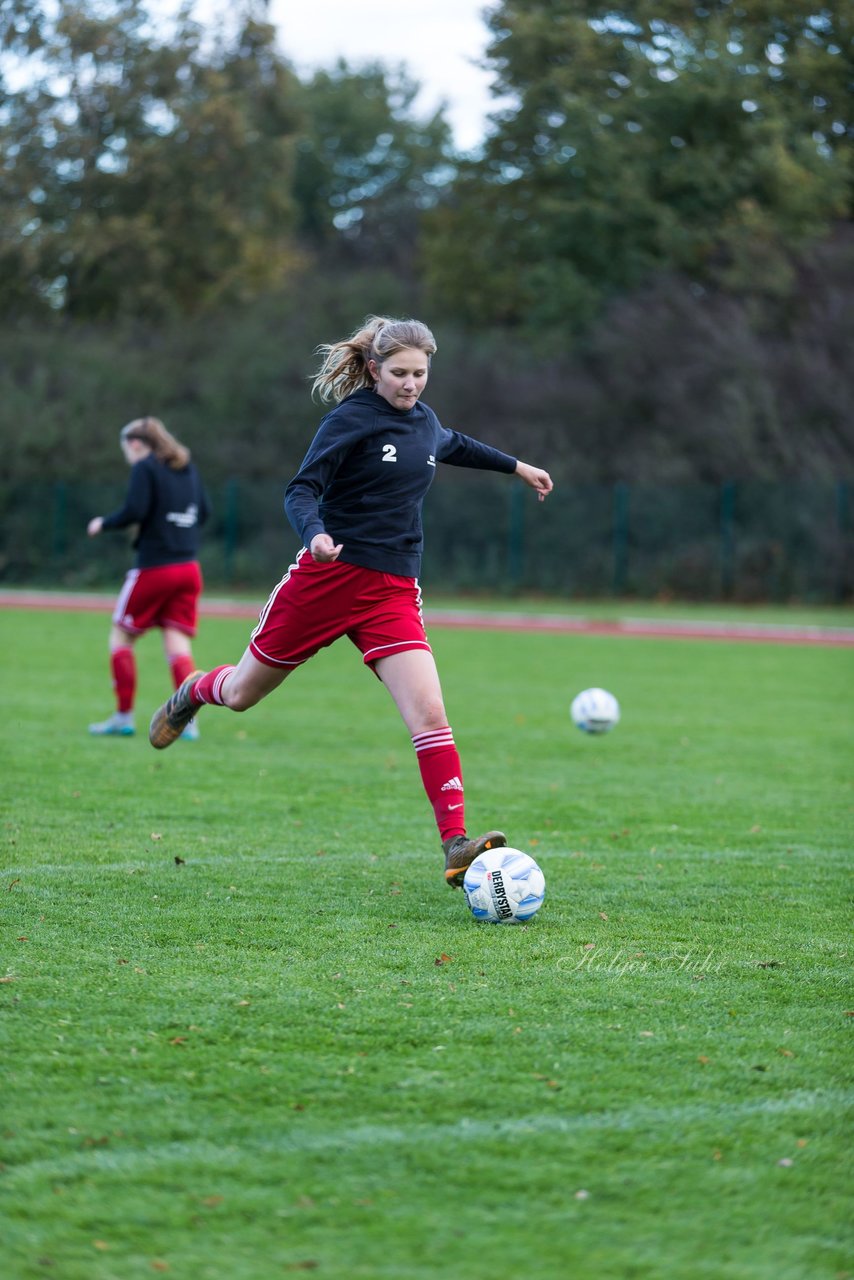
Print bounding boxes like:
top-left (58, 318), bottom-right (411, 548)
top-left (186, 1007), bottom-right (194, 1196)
top-left (571, 687), bottom-right (620, 734)
top-left (463, 847), bottom-right (546, 924)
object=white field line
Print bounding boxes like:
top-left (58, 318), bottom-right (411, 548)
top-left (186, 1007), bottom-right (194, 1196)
top-left (2, 1088), bottom-right (849, 1186)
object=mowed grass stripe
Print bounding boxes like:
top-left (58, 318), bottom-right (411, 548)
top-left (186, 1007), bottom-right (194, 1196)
top-left (3, 1086), bottom-right (851, 1189)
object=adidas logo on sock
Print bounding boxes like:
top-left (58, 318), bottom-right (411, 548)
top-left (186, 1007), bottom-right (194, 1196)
top-left (440, 776), bottom-right (463, 792)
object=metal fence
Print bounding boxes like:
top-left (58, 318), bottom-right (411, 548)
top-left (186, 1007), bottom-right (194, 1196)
top-left (2, 476), bottom-right (851, 602)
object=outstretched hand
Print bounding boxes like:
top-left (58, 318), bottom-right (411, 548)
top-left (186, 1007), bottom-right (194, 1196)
top-left (87, 517), bottom-right (104, 537)
top-left (515, 461), bottom-right (554, 502)
top-left (310, 532), bottom-right (343, 562)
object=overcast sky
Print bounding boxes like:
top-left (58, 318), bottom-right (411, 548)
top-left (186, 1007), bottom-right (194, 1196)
top-left (221, 0), bottom-right (503, 151)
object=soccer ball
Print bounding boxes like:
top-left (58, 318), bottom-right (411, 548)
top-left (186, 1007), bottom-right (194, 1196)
top-left (571, 687), bottom-right (620, 734)
top-left (463, 847), bottom-right (546, 924)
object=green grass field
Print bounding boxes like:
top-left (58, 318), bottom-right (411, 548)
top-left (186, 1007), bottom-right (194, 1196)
top-left (1, 604), bottom-right (852, 1280)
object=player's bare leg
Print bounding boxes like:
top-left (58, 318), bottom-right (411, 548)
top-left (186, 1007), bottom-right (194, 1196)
top-left (149, 648), bottom-right (292, 748)
top-left (214, 649), bottom-right (293, 711)
top-left (374, 647), bottom-right (448, 738)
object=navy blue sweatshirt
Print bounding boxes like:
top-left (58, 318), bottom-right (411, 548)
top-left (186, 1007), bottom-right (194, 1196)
top-left (101, 454), bottom-right (210, 568)
top-left (284, 388), bottom-right (518, 577)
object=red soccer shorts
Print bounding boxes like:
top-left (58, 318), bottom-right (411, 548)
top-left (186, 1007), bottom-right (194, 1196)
top-left (112, 561), bottom-right (203, 637)
top-left (249, 550), bottom-right (431, 669)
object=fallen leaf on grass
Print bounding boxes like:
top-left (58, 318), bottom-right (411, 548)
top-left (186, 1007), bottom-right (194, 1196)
top-left (7, 879), bottom-right (20, 892)
top-left (150, 1261), bottom-right (169, 1272)
top-left (434, 953), bottom-right (453, 966)
top-left (697, 1056), bottom-right (711, 1065)
top-left (0, 976), bottom-right (17, 984)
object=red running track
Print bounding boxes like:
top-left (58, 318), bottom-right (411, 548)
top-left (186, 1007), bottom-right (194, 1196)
top-left (1, 590), bottom-right (852, 647)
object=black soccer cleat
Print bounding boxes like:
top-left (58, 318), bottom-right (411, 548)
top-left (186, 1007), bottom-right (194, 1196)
top-left (149, 671), bottom-right (205, 750)
top-left (443, 830), bottom-right (507, 888)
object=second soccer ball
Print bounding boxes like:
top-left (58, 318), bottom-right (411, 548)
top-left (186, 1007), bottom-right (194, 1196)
top-left (571, 687), bottom-right (620, 734)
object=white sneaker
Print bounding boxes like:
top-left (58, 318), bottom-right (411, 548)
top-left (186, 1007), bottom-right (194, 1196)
top-left (89, 712), bottom-right (135, 737)
top-left (180, 718), bottom-right (200, 742)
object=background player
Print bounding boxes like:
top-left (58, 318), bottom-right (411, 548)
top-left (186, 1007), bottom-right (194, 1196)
top-left (87, 416), bottom-right (209, 739)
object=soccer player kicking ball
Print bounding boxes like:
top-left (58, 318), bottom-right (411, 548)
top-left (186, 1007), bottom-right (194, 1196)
top-left (149, 316), bottom-right (553, 886)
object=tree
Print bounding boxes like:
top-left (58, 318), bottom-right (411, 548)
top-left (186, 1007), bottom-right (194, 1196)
top-left (424, 0), bottom-right (852, 333)
top-left (0, 0), bottom-right (302, 318)
top-left (292, 60), bottom-right (454, 274)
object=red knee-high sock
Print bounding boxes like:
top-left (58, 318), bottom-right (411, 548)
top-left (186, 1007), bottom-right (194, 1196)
top-left (412, 726), bottom-right (466, 842)
top-left (111, 646), bottom-right (136, 713)
top-left (169, 653), bottom-right (196, 690)
top-left (192, 665), bottom-right (236, 707)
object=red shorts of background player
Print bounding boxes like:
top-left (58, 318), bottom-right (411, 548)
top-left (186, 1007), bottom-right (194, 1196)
top-left (112, 561), bottom-right (203, 637)
top-left (249, 550), bottom-right (431, 669)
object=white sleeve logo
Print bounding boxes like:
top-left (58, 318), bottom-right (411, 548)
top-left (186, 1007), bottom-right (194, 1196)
top-left (382, 444), bottom-right (397, 463)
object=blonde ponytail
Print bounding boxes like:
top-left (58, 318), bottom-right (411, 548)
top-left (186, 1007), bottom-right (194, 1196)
top-left (311, 315), bottom-right (437, 404)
